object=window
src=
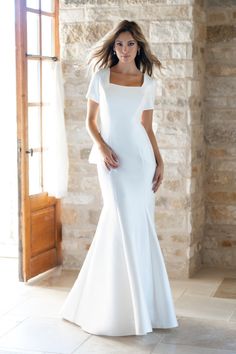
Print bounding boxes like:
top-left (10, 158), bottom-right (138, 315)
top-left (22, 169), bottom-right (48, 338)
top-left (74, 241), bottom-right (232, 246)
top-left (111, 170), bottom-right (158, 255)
top-left (25, 0), bottom-right (59, 195)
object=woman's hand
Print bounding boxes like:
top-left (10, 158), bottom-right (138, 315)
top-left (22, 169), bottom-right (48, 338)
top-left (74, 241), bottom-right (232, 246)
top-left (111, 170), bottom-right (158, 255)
top-left (152, 161), bottom-right (164, 193)
top-left (98, 143), bottom-right (119, 170)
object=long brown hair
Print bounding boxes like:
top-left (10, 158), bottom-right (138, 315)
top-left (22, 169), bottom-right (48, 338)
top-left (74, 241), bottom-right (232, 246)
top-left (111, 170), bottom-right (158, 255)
top-left (85, 20), bottom-right (162, 77)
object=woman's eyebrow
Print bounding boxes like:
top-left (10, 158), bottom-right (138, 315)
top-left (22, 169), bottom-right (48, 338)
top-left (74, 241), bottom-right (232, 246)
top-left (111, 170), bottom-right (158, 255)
top-left (115, 40), bottom-right (135, 42)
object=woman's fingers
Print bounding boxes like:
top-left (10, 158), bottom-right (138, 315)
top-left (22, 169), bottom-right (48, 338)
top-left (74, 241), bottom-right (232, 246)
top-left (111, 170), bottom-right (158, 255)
top-left (103, 147), bottom-right (119, 170)
top-left (153, 178), bottom-right (162, 192)
top-left (152, 170), bottom-right (157, 183)
top-left (110, 151), bottom-right (119, 166)
top-left (152, 166), bottom-right (163, 192)
top-left (105, 161), bottom-right (111, 170)
top-left (152, 180), bottom-right (160, 192)
top-left (106, 150), bottom-right (119, 168)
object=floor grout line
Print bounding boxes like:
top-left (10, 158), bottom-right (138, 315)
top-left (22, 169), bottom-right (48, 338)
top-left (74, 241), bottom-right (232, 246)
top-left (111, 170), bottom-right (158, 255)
top-left (70, 334), bottom-right (92, 354)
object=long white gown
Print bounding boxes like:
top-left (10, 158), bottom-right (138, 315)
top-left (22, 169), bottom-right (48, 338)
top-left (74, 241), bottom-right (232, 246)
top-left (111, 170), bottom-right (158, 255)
top-left (59, 67), bottom-right (179, 336)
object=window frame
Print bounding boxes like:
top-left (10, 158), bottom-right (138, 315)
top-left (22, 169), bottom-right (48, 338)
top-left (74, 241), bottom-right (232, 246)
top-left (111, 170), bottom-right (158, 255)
top-left (21, 0), bottom-right (60, 195)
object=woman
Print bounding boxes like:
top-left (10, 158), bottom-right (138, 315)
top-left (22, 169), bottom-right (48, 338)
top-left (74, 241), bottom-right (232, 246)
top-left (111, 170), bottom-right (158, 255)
top-left (60, 20), bottom-right (178, 336)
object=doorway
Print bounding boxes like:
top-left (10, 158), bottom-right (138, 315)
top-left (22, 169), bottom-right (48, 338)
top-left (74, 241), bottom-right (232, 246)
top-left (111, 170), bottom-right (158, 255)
top-left (0, 0), bottom-right (64, 283)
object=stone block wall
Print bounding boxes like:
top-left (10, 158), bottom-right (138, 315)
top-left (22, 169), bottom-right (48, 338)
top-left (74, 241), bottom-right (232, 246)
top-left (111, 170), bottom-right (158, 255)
top-left (59, 0), bottom-right (235, 278)
top-left (203, 0), bottom-right (236, 268)
top-left (148, 1), bottom-right (206, 277)
top-left (59, 0), bottom-right (207, 279)
top-left (188, 0), bottom-right (206, 275)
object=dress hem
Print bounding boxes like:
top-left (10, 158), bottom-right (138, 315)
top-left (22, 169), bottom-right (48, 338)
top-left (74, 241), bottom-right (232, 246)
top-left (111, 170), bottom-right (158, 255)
top-left (61, 317), bottom-right (179, 337)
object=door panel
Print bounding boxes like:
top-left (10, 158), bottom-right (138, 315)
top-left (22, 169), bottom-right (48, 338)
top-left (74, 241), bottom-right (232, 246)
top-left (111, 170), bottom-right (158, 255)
top-left (30, 193), bottom-right (62, 278)
top-left (31, 248), bottom-right (58, 279)
top-left (31, 207), bottom-right (55, 256)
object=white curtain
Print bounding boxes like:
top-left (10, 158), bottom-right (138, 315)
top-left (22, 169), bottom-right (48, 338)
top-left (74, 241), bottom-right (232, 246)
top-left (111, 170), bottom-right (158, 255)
top-left (43, 61), bottom-right (69, 198)
top-left (0, 0), bottom-right (18, 255)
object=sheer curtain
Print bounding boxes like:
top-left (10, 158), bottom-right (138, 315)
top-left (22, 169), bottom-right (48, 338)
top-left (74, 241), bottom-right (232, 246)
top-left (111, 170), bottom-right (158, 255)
top-left (0, 0), bottom-right (18, 255)
top-left (43, 61), bottom-right (69, 198)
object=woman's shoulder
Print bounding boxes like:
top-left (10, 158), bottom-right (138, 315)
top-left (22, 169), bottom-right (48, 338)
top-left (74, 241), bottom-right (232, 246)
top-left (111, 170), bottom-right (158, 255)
top-left (92, 67), bottom-right (107, 78)
top-left (144, 72), bottom-right (156, 90)
top-left (88, 67), bottom-right (107, 85)
top-left (145, 72), bottom-right (155, 83)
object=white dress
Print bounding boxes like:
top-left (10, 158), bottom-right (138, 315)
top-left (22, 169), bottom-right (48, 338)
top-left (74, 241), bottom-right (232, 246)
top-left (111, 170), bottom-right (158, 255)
top-left (59, 67), bottom-right (178, 336)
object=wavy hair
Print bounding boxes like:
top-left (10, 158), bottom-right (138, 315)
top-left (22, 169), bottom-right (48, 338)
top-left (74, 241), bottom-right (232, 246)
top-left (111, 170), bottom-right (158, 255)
top-left (84, 20), bottom-right (163, 77)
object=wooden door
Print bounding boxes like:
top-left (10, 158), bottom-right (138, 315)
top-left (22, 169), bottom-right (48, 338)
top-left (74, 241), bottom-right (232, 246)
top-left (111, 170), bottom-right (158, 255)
top-left (15, 0), bottom-right (62, 282)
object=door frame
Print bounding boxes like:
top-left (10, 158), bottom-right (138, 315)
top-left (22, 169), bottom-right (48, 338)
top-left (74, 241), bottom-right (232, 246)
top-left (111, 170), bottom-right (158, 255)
top-left (15, 0), bottom-right (29, 281)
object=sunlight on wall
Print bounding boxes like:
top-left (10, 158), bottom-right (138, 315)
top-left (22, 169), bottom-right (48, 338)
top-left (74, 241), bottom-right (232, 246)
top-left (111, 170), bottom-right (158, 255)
top-left (0, 0), bottom-right (18, 256)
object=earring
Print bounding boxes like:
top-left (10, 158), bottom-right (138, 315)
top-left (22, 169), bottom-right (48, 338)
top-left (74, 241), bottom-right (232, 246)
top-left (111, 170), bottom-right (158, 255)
top-left (138, 49), bottom-right (140, 55)
top-left (113, 51), bottom-right (116, 55)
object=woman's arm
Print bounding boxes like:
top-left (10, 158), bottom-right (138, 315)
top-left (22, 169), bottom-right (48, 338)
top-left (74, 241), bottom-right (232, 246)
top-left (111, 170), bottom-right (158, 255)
top-left (85, 99), bottom-right (105, 148)
top-left (141, 109), bottom-right (164, 192)
top-left (85, 99), bottom-right (119, 169)
top-left (141, 109), bottom-right (163, 167)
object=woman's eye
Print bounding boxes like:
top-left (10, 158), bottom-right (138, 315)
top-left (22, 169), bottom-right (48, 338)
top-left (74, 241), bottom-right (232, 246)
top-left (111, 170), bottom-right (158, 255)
top-left (115, 42), bottom-right (135, 46)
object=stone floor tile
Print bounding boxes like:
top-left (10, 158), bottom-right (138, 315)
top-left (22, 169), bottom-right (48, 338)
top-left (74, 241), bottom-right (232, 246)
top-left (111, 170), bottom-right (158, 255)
top-left (159, 317), bottom-right (236, 351)
top-left (169, 282), bottom-right (186, 301)
top-left (5, 290), bottom-right (68, 318)
top-left (74, 351), bottom-right (150, 354)
top-left (0, 350), bottom-right (44, 354)
top-left (192, 267), bottom-right (236, 280)
top-left (229, 309), bottom-right (236, 322)
top-left (213, 278), bottom-right (236, 299)
top-left (0, 314), bottom-right (26, 338)
top-left (73, 329), bottom-right (163, 353)
top-left (175, 294), bottom-right (236, 320)
top-left (27, 267), bottom-right (78, 291)
top-left (0, 286), bottom-right (32, 317)
top-left (152, 342), bottom-right (236, 354)
top-left (0, 317), bottom-right (90, 354)
top-left (171, 279), bottom-right (219, 297)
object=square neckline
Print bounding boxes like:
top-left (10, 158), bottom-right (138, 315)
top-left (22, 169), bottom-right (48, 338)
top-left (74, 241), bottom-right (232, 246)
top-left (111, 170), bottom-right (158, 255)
top-left (108, 67), bottom-right (146, 88)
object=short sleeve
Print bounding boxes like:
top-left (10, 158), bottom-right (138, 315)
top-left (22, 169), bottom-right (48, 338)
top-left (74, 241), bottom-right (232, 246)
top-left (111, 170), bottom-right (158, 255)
top-left (85, 70), bottom-right (100, 103)
top-left (142, 79), bottom-right (156, 110)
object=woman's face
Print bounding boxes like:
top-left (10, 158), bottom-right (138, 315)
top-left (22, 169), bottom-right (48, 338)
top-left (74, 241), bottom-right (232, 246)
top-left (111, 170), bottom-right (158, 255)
top-left (113, 31), bottom-right (139, 64)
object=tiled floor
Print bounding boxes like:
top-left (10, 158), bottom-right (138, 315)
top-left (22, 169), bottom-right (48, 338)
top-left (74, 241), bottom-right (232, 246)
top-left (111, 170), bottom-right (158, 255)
top-left (0, 258), bottom-right (236, 354)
